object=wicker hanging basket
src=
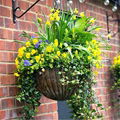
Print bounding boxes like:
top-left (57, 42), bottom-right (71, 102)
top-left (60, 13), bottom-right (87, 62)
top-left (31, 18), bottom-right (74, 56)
top-left (36, 69), bottom-right (78, 100)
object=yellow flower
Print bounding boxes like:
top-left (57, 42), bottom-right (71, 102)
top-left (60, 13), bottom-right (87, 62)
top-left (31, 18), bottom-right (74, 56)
top-left (46, 20), bottom-right (51, 26)
top-left (90, 18), bottom-right (96, 23)
top-left (38, 18), bottom-right (42, 23)
top-left (56, 10), bottom-right (60, 13)
top-left (50, 16), bottom-right (54, 21)
top-left (14, 73), bottom-right (20, 77)
top-left (26, 41), bottom-right (31, 47)
top-left (80, 12), bottom-right (85, 17)
top-left (33, 39), bottom-right (38, 45)
top-left (15, 58), bottom-right (19, 65)
top-left (74, 8), bottom-right (78, 14)
top-left (72, 15), bottom-right (76, 20)
top-left (92, 40), bottom-right (97, 44)
top-left (18, 51), bottom-right (24, 58)
top-left (31, 49), bottom-right (37, 55)
top-left (88, 56), bottom-right (92, 60)
top-left (30, 60), bottom-right (34, 63)
top-left (26, 53), bottom-right (31, 58)
top-left (95, 63), bottom-right (101, 68)
top-left (93, 71), bottom-right (98, 75)
top-left (60, 43), bottom-right (63, 48)
top-left (46, 45), bottom-right (54, 52)
top-left (107, 34), bottom-right (112, 39)
top-left (50, 8), bottom-right (55, 13)
top-left (57, 51), bottom-right (61, 56)
top-left (35, 55), bottom-right (41, 62)
top-left (62, 53), bottom-right (67, 58)
top-left (55, 16), bottom-right (60, 21)
top-left (95, 28), bottom-right (101, 31)
top-left (54, 39), bottom-right (58, 47)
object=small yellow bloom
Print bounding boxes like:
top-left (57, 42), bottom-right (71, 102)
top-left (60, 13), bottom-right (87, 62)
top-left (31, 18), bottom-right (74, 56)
top-left (88, 56), bottom-right (92, 60)
top-left (62, 53), bottom-right (67, 58)
top-left (30, 60), bottom-right (34, 63)
top-left (50, 16), bottom-right (54, 21)
top-left (38, 18), bottom-right (42, 23)
top-left (80, 12), bottom-right (85, 17)
top-left (60, 43), bottom-right (63, 48)
top-left (26, 41), bottom-right (31, 47)
top-left (57, 51), bottom-right (61, 56)
top-left (56, 10), bottom-right (60, 13)
top-left (74, 8), bottom-right (78, 14)
top-left (31, 49), bottom-right (37, 55)
top-left (92, 40), bottom-right (97, 44)
top-left (18, 52), bottom-right (24, 58)
top-left (54, 39), bottom-right (58, 47)
top-left (46, 20), bottom-right (51, 26)
top-left (50, 8), bottom-right (55, 13)
top-left (72, 15), bottom-right (76, 20)
top-left (15, 58), bottom-right (19, 65)
top-left (35, 55), bottom-right (41, 62)
top-left (95, 63), bottom-right (101, 68)
top-left (93, 71), bottom-right (98, 75)
top-left (46, 45), bottom-right (54, 52)
top-left (90, 18), bottom-right (96, 23)
top-left (95, 28), bottom-right (101, 31)
top-left (55, 16), bottom-right (60, 21)
top-left (14, 73), bottom-right (20, 77)
top-left (107, 34), bottom-right (112, 39)
top-left (33, 39), bottom-right (38, 45)
top-left (26, 53), bottom-right (31, 58)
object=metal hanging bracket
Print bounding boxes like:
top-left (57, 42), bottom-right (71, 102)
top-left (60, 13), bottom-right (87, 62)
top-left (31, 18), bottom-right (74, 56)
top-left (12, 0), bottom-right (43, 23)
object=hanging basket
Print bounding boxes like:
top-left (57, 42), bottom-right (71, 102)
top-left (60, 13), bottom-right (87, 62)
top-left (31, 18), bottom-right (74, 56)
top-left (36, 69), bottom-right (78, 100)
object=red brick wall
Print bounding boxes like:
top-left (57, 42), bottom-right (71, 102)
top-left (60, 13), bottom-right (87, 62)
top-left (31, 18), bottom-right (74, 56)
top-left (0, 0), bottom-right (120, 119)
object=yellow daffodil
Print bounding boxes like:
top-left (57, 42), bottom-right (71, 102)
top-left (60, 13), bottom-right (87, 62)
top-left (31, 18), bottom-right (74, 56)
top-left (50, 8), bottom-right (55, 13)
top-left (55, 16), bottom-right (60, 21)
top-left (54, 39), bottom-right (58, 47)
top-left (46, 20), bottom-right (51, 26)
top-left (15, 58), bottom-right (19, 65)
top-left (33, 39), bottom-right (38, 45)
top-left (31, 49), bottom-right (37, 55)
top-left (57, 51), bottom-right (61, 56)
top-left (95, 63), bottom-right (101, 68)
top-left (26, 53), bottom-right (31, 58)
top-left (90, 18), bottom-right (96, 23)
top-left (46, 45), bottom-right (54, 52)
top-left (26, 41), bottom-right (31, 47)
top-left (80, 12), bottom-right (85, 17)
top-left (74, 8), bottom-right (78, 14)
top-left (30, 60), bottom-right (34, 63)
top-left (35, 55), bottom-right (41, 62)
top-left (14, 72), bottom-right (20, 77)
top-left (50, 16), bottom-right (54, 21)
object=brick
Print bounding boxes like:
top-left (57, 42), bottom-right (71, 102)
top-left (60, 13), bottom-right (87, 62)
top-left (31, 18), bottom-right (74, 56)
top-left (0, 87), bottom-right (9, 97)
top-left (0, 41), bottom-right (6, 50)
top-left (6, 41), bottom-right (20, 51)
top-left (25, 12), bottom-right (36, 21)
top-left (0, 64), bottom-right (7, 74)
top-left (18, 1), bottom-right (29, 10)
top-left (0, 29), bottom-right (12, 39)
top-left (9, 87), bottom-right (18, 96)
top-left (19, 21), bottom-right (32, 31)
top-left (0, 75), bottom-right (16, 85)
top-left (0, 52), bottom-right (16, 62)
top-left (1, 98), bottom-right (15, 109)
top-left (6, 64), bottom-right (16, 74)
top-left (0, 6), bottom-right (10, 17)
top-left (2, 0), bottom-right (12, 7)
top-left (0, 17), bottom-right (4, 27)
top-left (0, 110), bottom-right (6, 119)
top-left (5, 18), bottom-right (15, 28)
